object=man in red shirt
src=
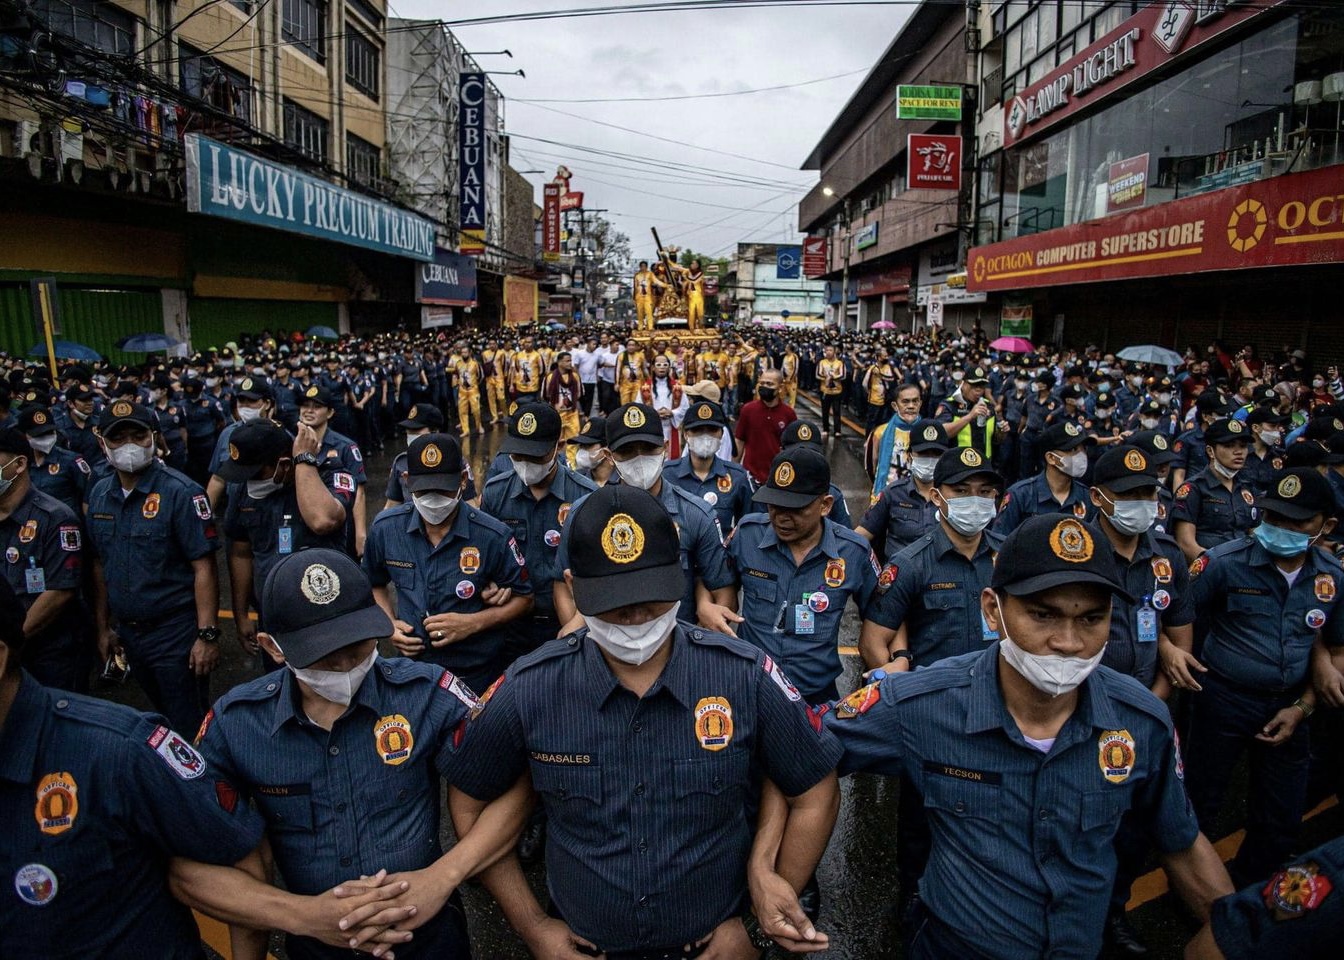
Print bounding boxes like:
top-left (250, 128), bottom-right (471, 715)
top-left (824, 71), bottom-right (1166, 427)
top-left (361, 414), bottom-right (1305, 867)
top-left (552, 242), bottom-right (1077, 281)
top-left (735, 369), bottom-right (797, 483)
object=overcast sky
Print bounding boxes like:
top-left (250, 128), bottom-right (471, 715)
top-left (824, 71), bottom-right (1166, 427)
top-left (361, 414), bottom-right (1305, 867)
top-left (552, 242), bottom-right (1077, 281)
top-left (394, 0), bottom-right (913, 261)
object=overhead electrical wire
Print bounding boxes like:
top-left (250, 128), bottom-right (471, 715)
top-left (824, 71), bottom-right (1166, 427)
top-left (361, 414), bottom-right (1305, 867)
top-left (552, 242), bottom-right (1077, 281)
top-left (511, 68), bottom-right (867, 103)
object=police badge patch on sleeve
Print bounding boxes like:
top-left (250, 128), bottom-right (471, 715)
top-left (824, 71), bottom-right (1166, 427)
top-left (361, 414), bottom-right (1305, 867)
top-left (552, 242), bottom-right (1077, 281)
top-left (192, 495), bottom-right (212, 520)
top-left (147, 726), bottom-right (206, 780)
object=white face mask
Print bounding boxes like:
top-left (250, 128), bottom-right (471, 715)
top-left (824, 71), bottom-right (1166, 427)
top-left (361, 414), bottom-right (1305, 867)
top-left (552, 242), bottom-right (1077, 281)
top-left (205, 377), bottom-right (220, 389)
top-left (1054, 450), bottom-right (1088, 478)
top-left (511, 455), bottom-right (555, 486)
top-left (105, 439), bottom-right (154, 474)
top-left (1259, 429), bottom-right (1282, 446)
top-left (150, 389), bottom-right (165, 403)
top-left (1100, 493), bottom-right (1158, 536)
top-left (615, 453), bottom-right (665, 490)
top-left (995, 596), bottom-right (1105, 698)
top-left (1157, 392), bottom-right (1172, 405)
top-left (1211, 458), bottom-right (1239, 480)
top-left (28, 434), bottom-right (57, 455)
top-left (1140, 417), bottom-right (1160, 430)
top-left (412, 491), bottom-right (459, 525)
top-left (237, 406), bottom-right (265, 423)
top-left (585, 604), bottom-right (680, 666)
top-left (574, 447), bottom-right (600, 472)
top-left (937, 493), bottom-right (997, 536)
top-left (909, 455), bottom-right (939, 483)
top-left (288, 647), bottom-right (378, 707)
top-left (687, 434), bottom-right (720, 459)
top-left (246, 476), bottom-right (284, 500)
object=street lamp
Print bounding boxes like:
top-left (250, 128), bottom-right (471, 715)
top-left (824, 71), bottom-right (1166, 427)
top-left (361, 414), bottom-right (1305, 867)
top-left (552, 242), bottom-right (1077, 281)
top-left (485, 69), bottom-right (526, 79)
top-left (467, 50), bottom-right (513, 57)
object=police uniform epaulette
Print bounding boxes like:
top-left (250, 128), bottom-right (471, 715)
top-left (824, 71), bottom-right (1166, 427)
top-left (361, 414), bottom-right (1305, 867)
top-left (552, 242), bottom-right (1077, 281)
top-left (373, 656), bottom-right (444, 685)
top-left (668, 483), bottom-right (714, 516)
top-left (983, 529), bottom-right (1006, 551)
top-left (1091, 666), bottom-right (1174, 726)
top-left (1150, 528), bottom-right (1179, 548)
top-left (735, 513), bottom-right (772, 531)
top-left (1205, 536), bottom-right (1256, 561)
top-left (482, 471), bottom-right (513, 490)
top-left (510, 634), bottom-right (584, 674)
top-left (370, 503), bottom-right (415, 527)
top-left (684, 624), bottom-right (761, 661)
top-left (157, 462), bottom-right (202, 490)
top-left (892, 534), bottom-right (936, 563)
top-left (883, 654), bottom-right (975, 702)
top-left (213, 670), bottom-right (289, 710)
top-left (465, 508), bottom-right (512, 537)
top-left (44, 688), bottom-right (150, 737)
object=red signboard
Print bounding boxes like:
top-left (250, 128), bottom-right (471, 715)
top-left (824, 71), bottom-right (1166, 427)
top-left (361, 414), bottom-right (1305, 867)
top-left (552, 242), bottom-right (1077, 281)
top-left (1107, 153), bottom-right (1149, 214)
top-left (1003, 0), bottom-right (1288, 148)
top-left (856, 265), bottom-right (912, 297)
top-left (907, 134), bottom-right (961, 191)
top-left (802, 236), bottom-right (828, 277)
top-left (559, 191), bottom-right (584, 211)
top-left (967, 163), bottom-right (1344, 293)
top-left (542, 184), bottom-right (561, 262)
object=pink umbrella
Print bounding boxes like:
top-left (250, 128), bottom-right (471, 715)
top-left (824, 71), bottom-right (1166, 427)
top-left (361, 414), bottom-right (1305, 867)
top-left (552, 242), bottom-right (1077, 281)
top-left (870, 320), bottom-right (897, 330)
top-left (990, 336), bottom-right (1035, 353)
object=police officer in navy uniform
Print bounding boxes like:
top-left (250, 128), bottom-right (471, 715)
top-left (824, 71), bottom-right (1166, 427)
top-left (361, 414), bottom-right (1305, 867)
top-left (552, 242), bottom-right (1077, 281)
top-left (481, 402), bottom-right (597, 653)
top-left (663, 400), bottom-right (754, 533)
top-left (569, 415), bottom-right (618, 486)
top-left (1171, 417), bottom-right (1259, 563)
top-left (18, 407), bottom-right (91, 517)
top-left (0, 429), bottom-right (86, 692)
top-left (296, 383), bottom-right (370, 556)
top-left (178, 549), bottom-right (532, 960)
top-left (56, 385), bottom-right (105, 478)
top-left (1169, 468), bottom-right (1343, 889)
top-left (86, 400), bottom-right (220, 735)
top-left (993, 420), bottom-right (1096, 536)
top-left (452, 484), bottom-right (842, 960)
top-left (1241, 406), bottom-right (1288, 497)
top-left (1018, 372), bottom-right (1060, 479)
top-left (1171, 393), bottom-right (1227, 490)
top-left (727, 446), bottom-right (878, 703)
top-left (149, 374), bottom-right (190, 473)
top-left (383, 402), bottom-right (445, 508)
top-left (182, 376), bottom-right (226, 486)
top-left (772, 420), bottom-right (851, 527)
top-left (0, 579), bottom-right (266, 959)
top-left (204, 376), bottom-right (275, 511)
top-left (219, 419), bottom-right (354, 656)
top-left (781, 514), bottom-right (1233, 958)
top-left (856, 419), bottom-right (948, 563)
top-left (364, 434), bottom-right (534, 694)
top-left (1130, 429), bottom-right (1180, 533)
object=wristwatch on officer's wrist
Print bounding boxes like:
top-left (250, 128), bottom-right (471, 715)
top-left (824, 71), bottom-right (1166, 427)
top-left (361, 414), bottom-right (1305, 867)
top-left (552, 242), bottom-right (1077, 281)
top-left (293, 452), bottom-right (321, 468)
top-left (891, 649), bottom-right (915, 665)
top-left (740, 909), bottom-right (774, 951)
top-left (197, 627), bottom-right (221, 644)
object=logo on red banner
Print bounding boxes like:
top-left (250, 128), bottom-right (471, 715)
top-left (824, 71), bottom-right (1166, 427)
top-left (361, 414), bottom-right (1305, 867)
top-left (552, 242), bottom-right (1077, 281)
top-left (907, 135), bottom-right (961, 191)
top-left (1107, 154), bottom-right (1149, 214)
top-left (802, 236), bottom-right (829, 277)
top-left (542, 184), bottom-right (562, 263)
top-left (559, 191), bottom-right (584, 211)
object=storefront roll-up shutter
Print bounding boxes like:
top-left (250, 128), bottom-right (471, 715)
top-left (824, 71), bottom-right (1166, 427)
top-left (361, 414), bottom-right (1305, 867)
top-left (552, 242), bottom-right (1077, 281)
top-left (187, 299), bottom-right (338, 353)
top-left (0, 284), bottom-right (160, 363)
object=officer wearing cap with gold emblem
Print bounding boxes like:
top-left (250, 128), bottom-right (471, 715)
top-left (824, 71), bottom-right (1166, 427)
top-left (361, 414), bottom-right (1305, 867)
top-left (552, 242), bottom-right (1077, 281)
top-left (1171, 417), bottom-right (1259, 564)
top-left (451, 484), bottom-right (842, 960)
top-left (856, 419), bottom-right (948, 563)
top-left (993, 420), bottom-right (1097, 536)
top-left (758, 514), bottom-right (1233, 958)
top-left (663, 399), bottom-right (756, 535)
top-left (1171, 468), bottom-right (1344, 890)
top-left (17, 406), bottom-right (91, 519)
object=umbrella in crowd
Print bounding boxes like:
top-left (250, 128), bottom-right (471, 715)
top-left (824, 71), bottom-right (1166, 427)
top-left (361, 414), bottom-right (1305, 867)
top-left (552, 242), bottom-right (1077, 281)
top-left (989, 336), bottom-right (1035, 353)
top-left (116, 332), bottom-right (182, 352)
top-left (1117, 344), bottom-right (1184, 367)
top-left (305, 325), bottom-right (340, 340)
top-left (870, 320), bottom-right (897, 330)
top-left (28, 340), bottom-right (100, 361)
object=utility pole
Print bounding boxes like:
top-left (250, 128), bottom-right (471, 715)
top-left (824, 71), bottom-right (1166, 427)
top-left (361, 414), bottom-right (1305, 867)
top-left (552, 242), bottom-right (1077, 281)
top-left (839, 198), bottom-right (852, 331)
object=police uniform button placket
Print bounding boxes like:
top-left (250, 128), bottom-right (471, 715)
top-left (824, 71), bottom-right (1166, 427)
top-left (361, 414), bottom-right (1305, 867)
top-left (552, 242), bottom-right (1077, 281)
top-left (634, 782), bottom-right (646, 796)
top-left (55, 699), bottom-right (69, 709)
top-left (329, 745), bottom-right (340, 756)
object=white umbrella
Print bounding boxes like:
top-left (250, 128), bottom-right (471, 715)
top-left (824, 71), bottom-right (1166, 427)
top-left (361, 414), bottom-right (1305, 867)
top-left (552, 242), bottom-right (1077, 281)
top-left (1117, 345), bottom-right (1184, 367)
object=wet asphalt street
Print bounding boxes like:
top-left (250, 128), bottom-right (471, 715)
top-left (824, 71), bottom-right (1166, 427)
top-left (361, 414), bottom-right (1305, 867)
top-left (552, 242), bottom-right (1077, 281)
top-left (100, 395), bottom-right (1343, 960)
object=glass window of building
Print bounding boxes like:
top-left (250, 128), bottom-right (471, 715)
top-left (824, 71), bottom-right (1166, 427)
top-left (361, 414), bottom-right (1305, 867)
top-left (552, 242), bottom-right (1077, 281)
top-left (179, 43), bottom-right (253, 125)
top-left (346, 133), bottom-right (380, 186)
top-left (345, 25), bottom-right (380, 99)
top-left (31, 0), bottom-right (135, 56)
top-left (282, 0), bottom-right (327, 63)
top-left (283, 99), bottom-right (329, 164)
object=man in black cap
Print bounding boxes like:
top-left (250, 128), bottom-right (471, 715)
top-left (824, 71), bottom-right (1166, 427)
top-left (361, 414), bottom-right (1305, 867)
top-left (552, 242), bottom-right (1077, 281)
top-left (1173, 469), bottom-right (1343, 889)
top-left (182, 375), bottom-right (228, 486)
top-left (364, 434), bottom-right (533, 693)
top-left (219, 419), bottom-right (354, 656)
top-left (857, 418), bottom-right (948, 562)
top-left (780, 514), bottom-right (1232, 958)
top-left (481, 402), bottom-right (597, 653)
top-left (0, 427), bottom-right (87, 691)
top-left (1171, 392), bottom-right (1228, 490)
top-left (453, 484), bottom-right (842, 959)
top-left (1129, 429), bottom-right (1180, 532)
top-left (54, 384), bottom-right (105, 476)
top-left (1240, 405), bottom-right (1289, 497)
top-left (774, 419), bottom-right (850, 527)
top-left (148, 373), bottom-right (190, 473)
top-left (934, 365), bottom-right (996, 460)
top-left (384, 402), bottom-right (446, 510)
top-left (567, 415), bottom-right (616, 486)
top-left (174, 548), bottom-right (531, 959)
top-left (297, 383), bottom-right (369, 555)
top-left (18, 406), bottom-right (91, 518)
top-left (665, 400), bottom-right (754, 534)
top-left (1017, 371), bottom-right (1060, 480)
top-left (994, 421), bottom-right (1096, 536)
top-left (204, 375), bottom-right (275, 511)
top-left (86, 400), bottom-right (220, 734)
top-left (1171, 417), bottom-right (1258, 563)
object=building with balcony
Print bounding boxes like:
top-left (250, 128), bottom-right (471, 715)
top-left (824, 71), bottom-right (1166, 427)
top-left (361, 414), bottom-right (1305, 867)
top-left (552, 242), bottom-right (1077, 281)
top-left (967, 0), bottom-right (1344, 357)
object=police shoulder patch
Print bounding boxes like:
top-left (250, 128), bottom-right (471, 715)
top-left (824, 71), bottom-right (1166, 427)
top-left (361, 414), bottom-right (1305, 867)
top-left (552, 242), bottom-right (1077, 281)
top-left (333, 472), bottom-right (356, 493)
top-left (761, 655), bottom-right (801, 702)
top-left (835, 683), bottom-right (881, 719)
top-left (1262, 860), bottom-right (1333, 921)
top-left (192, 494), bottom-right (211, 520)
top-left (147, 726), bottom-right (206, 780)
top-left (438, 669), bottom-right (479, 709)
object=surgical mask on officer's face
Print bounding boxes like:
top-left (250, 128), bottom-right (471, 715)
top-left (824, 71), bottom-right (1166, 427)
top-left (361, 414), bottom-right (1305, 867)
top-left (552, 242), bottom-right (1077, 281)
top-left (995, 595), bottom-right (1106, 698)
top-left (909, 455), bottom-right (939, 483)
top-left (1254, 520), bottom-right (1320, 558)
top-left (1098, 492), bottom-right (1158, 536)
top-left (1259, 428), bottom-right (1282, 446)
top-left (574, 447), bottom-right (601, 472)
top-left (105, 438), bottom-right (154, 473)
top-left (288, 647), bottom-right (378, 706)
top-left (1211, 458), bottom-right (1240, 480)
top-left (936, 492), bottom-right (997, 536)
top-left (1054, 450), bottom-right (1088, 478)
top-left (412, 492), bottom-right (459, 525)
top-left (1128, 376), bottom-right (1143, 389)
top-left (205, 377), bottom-right (220, 389)
top-left (28, 434), bottom-right (57, 455)
top-left (1157, 391), bottom-right (1172, 405)
top-left (1095, 408), bottom-right (1114, 421)
top-left (246, 476), bottom-right (284, 500)
top-left (510, 455), bottom-right (555, 486)
top-left (0, 457), bottom-right (20, 498)
top-left (1140, 417), bottom-right (1160, 430)
top-left (150, 389), bottom-right (165, 403)
top-left (237, 405), bottom-right (265, 423)
top-left (687, 434), bottom-right (720, 459)
top-left (615, 453), bottom-right (665, 490)
top-left (585, 603), bottom-right (680, 666)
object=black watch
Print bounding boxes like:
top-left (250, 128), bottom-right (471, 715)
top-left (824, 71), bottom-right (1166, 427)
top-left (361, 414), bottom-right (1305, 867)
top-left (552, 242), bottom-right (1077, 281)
top-left (740, 909), bottom-right (773, 951)
top-left (891, 650), bottom-right (915, 664)
top-left (196, 627), bottom-right (221, 644)
top-left (294, 452), bottom-right (321, 468)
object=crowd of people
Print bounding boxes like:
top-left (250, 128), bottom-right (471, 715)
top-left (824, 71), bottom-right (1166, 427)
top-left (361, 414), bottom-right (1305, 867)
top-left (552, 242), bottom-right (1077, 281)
top-left (2, 319), bottom-right (1342, 960)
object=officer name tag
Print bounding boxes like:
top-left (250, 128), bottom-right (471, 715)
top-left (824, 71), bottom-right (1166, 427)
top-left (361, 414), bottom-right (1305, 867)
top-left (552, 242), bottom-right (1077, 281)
top-left (25, 561), bottom-right (46, 595)
top-left (794, 605), bottom-right (816, 635)
top-left (278, 525), bottom-right (293, 555)
top-left (1136, 606), bottom-right (1158, 643)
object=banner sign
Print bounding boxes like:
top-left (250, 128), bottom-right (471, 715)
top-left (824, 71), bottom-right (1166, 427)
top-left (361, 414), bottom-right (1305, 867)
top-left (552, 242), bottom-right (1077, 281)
top-left (1004, 0), bottom-right (1288, 149)
top-left (776, 245), bottom-right (801, 279)
top-left (1107, 153), bottom-right (1149, 213)
top-left (542, 184), bottom-right (561, 262)
top-left (967, 164), bottom-right (1344, 293)
top-left (458, 72), bottom-right (487, 254)
top-left (854, 222), bottom-right (879, 251)
top-left (896, 85), bottom-right (962, 121)
top-left (1000, 295), bottom-right (1034, 338)
top-left (856, 266), bottom-right (911, 297)
top-left (802, 236), bottom-right (828, 277)
top-left (907, 134), bottom-right (961, 191)
top-left (416, 247), bottom-right (478, 306)
top-left (184, 134), bottom-right (435, 261)
top-left (503, 275), bottom-right (538, 326)
top-left (559, 191), bottom-right (584, 211)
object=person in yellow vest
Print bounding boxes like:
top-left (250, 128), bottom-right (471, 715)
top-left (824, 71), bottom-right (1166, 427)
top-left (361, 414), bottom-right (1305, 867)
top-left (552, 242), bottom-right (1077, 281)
top-left (510, 336), bottom-right (543, 402)
top-left (481, 339), bottom-right (507, 423)
top-left (696, 338), bottom-right (727, 389)
top-left (617, 337), bottom-right (648, 405)
top-left (816, 343), bottom-right (846, 439)
top-left (779, 342), bottom-right (800, 408)
top-left (543, 351), bottom-right (583, 442)
top-left (632, 260), bottom-right (666, 331)
top-left (683, 259), bottom-right (706, 329)
top-left (454, 343), bottom-right (486, 436)
top-left (934, 364), bottom-right (998, 461)
top-left (862, 346), bottom-right (897, 434)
